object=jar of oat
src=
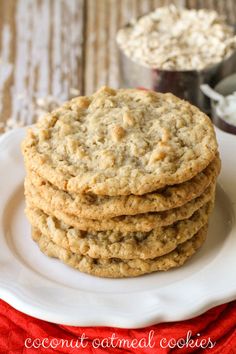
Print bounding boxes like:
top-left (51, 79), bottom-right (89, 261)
top-left (116, 5), bottom-right (236, 113)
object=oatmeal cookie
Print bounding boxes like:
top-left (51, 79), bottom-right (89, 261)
top-left (22, 87), bottom-right (218, 196)
top-left (32, 225), bottom-right (207, 278)
top-left (26, 183), bottom-right (215, 232)
top-left (26, 201), bottom-right (212, 260)
top-left (25, 155), bottom-right (220, 219)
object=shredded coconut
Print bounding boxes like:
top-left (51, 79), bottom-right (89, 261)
top-left (215, 92), bottom-right (236, 126)
top-left (201, 84), bottom-right (236, 127)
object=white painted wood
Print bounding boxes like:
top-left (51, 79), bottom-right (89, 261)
top-left (0, 0), bottom-right (84, 127)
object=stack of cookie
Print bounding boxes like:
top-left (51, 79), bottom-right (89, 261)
top-left (22, 87), bottom-right (220, 278)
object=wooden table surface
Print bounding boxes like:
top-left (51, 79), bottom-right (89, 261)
top-left (0, 0), bottom-right (236, 127)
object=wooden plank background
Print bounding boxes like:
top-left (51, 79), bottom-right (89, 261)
top-left (0, 0), bottom-right (236, 128)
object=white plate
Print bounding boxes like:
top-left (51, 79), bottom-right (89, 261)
top-left (0, 127), bottom-right (235, 328)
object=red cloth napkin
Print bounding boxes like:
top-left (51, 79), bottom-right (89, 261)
top-left (0, 299), bottom-right (235, 353)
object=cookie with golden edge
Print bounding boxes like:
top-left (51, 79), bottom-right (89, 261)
top-left (31, 225), bottom-right (207, 278)
top-left (26, 201), bottom-right (213, 260)
top-left (25, 155), bottom-right (220, 220)
top-left (22, 87), bottom-right (218, 196)
top-left (26, 182), bottom-right (215, 232)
